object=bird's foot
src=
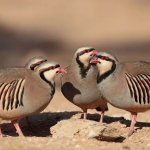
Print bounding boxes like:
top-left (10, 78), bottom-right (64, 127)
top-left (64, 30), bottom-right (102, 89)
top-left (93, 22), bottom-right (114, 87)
top-left (128, 112), bottom-right (137, 137)
top-left (82, 110), bottom-right (87, 120)
top-left (99, 111), bottom-right (104, 124)
top-left (12, 120), bottom-right (24, 137)
top-left (0, 133), bottom-right (3, 137)
top-left (99, 118), bottom-right (104, 124)
top-left (128, 128), bottom-right (136, 137)
top-left (0, 127), bottom-right (3, 137)
top-left (83, 112), bottom-right (87, 120)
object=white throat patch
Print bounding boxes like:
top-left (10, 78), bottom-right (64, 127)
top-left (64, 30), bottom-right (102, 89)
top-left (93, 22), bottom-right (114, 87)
top-left (79, 52), bottom-right (93, 67)
top-left (98, 60), bottom-right (113, 75)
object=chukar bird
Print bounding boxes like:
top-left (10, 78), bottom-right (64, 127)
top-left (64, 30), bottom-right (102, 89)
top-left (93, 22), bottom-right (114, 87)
top-left (61, 47), bottom-right (108, 122)
top-left (90, 52), bottom-right (150, 136)
top-left (0, 61), bottom-right (66, 136)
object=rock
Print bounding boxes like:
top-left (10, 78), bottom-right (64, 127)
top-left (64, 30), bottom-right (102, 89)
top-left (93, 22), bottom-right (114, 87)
top-left (88, 129), bottom-right (97, 139)
top-left (75, 145), bottom-right (82, 149)
top-left (110, 114), bottom-right (124, 118)
top-left (51, 118), bottom-right (122, 141)
top-left (144, 143), bottom-right (150, 150)
top-left (123, 114), bottom-right (131, 120)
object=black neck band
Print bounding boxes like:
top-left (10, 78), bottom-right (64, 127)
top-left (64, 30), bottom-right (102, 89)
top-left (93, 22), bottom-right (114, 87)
top-left (97, 60), bottom-right (116, 84)
top-left (40, 72), bottom-right (55, 95)
top-left (76, 55), bottom-right (91, 79)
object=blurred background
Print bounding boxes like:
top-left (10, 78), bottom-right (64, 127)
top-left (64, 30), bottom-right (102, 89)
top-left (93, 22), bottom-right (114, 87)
top-left (0, 0), bottom-right (150, 68)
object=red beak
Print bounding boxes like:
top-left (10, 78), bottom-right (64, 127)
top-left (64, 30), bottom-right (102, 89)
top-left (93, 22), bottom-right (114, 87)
top-left (90, 57), bottom-right (100, 64)
top-left (58, 68), bottom-right (67, 74)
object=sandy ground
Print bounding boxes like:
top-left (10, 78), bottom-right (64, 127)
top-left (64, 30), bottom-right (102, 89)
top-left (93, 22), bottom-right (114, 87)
top-left (0, 89), bottom-right (150, 150)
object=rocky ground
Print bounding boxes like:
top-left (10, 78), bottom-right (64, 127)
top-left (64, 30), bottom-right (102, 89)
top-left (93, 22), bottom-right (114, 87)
top-left (0, 90), bottom-right (150, 150)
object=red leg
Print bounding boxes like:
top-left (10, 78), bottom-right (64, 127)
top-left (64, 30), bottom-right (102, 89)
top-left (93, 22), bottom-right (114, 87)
top-left (0, 126), bottom-right (3, 137)
top-left (12, 120), bottom-right (24, 136)
top-left (128, 112), bottom-right (137, 136)
top-left (83, 110), bottom-right (87, 120)
top-left (100, 111), bottom-right (104, 123)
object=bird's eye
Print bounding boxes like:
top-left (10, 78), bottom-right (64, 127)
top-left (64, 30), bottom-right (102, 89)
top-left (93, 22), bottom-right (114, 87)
top-left (85, 50), bottom-right (89, 53)
top-left (101, 56), bottom-right (108, 60)
top-left (55, 64), bottom-right (60, 68)
top-left (51, 66), bottom-right (55, 70)
top-left (77, 50), bottom-right (91, 56)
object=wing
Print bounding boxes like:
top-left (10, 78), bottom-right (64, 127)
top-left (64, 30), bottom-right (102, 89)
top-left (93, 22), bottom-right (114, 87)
top-left (0, 68), bottom-right (27, 111)
top-left (123, 61), bottom-right (150, 76)
top-left (0, 68), bottom-right (28, 83)
top-left (122, 61), bottom-right (150, 104)
top-left (125, 73), bottom-right (150, 104)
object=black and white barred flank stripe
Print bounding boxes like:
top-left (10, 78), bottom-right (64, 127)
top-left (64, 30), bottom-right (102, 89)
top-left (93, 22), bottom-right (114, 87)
top-left (126, 73), bottom-right (150, 104)
top-left (0, 79), bottom-right (25, 110)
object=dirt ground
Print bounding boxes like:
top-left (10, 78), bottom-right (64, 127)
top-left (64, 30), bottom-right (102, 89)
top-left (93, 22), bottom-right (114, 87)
top-left (0, 89), bottom-right (150, 150)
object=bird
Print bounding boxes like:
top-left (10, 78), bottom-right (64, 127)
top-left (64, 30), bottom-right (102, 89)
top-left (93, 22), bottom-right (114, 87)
top-left (0, 61), bottom-right (66, 136)
top-left (61, 47), bottom-right (108, 122)
top-left (90, 52), bottom-right (150, 136)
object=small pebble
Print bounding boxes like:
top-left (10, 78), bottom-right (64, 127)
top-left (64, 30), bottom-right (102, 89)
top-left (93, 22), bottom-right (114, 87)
top-left (88, 130), bottom-right (97, 139)
top-left (123, 114), bottom-right (131, 120)
top-left (75, 145), bottom-right (82, 149)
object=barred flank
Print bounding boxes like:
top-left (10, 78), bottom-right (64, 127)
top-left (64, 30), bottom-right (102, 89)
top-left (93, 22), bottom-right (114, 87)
top-left (0, 79), bottom-right (25, 111)
top-left (126, 73), bottom-right (150, 104)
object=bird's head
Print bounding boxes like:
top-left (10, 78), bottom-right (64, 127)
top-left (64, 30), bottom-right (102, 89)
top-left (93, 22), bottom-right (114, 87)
top-left (26, 56), bottom-right (47, 71)
top-left (36, 61), bottom-right (66, 83)
top-left (90, 52), bottom-right (118, 75)
top-left (75, 47), bottom-right (98, 68)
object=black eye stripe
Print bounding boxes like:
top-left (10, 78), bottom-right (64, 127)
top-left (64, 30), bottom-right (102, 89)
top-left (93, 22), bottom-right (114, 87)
top-left (30, 59), bottom-right (47, 70)
top-left (48, 64), bottom-right (60, 70)
top-left (98, 55), bottom-right (112, 61)
top-left (39, 64), bottom-right (60, 73)
top-left (55, 64), bottom-right (60, 68)
top-left (77, 48), bottom-right (95, 56)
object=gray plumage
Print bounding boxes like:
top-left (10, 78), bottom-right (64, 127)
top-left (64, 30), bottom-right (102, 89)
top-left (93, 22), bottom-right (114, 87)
top-left (61, 47), bottom-right (108, 121)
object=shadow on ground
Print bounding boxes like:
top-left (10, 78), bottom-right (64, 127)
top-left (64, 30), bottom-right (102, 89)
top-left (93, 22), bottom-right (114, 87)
top-left (86, 113), bottom-right (150, 127)
top-left (1, 111), bottom-right (79, 137)
top-left (1, 111), bottom-right (150, 137)
top-left (119, 118), bottom-right (150, 130)
top-left (83, 113), bottom-right (124, 123)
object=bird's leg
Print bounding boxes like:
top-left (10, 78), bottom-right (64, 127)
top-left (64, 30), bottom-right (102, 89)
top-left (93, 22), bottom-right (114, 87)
top-left (12, 119), bottom-right (24, 136)
top-left (128, 112), bottom-right (137, 136)
top-left (100, 111), bottom-right (104, 123)
top-left (83, 110), bottom-right (87, 120)
top-left (0, 126), bottom-right (3, 137)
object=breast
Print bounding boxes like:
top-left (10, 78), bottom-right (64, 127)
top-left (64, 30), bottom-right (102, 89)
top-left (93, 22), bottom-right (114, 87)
top-left (23, 75), bottom-right (52, 112)
top-left (61, 66), bottom-right (101, 105)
